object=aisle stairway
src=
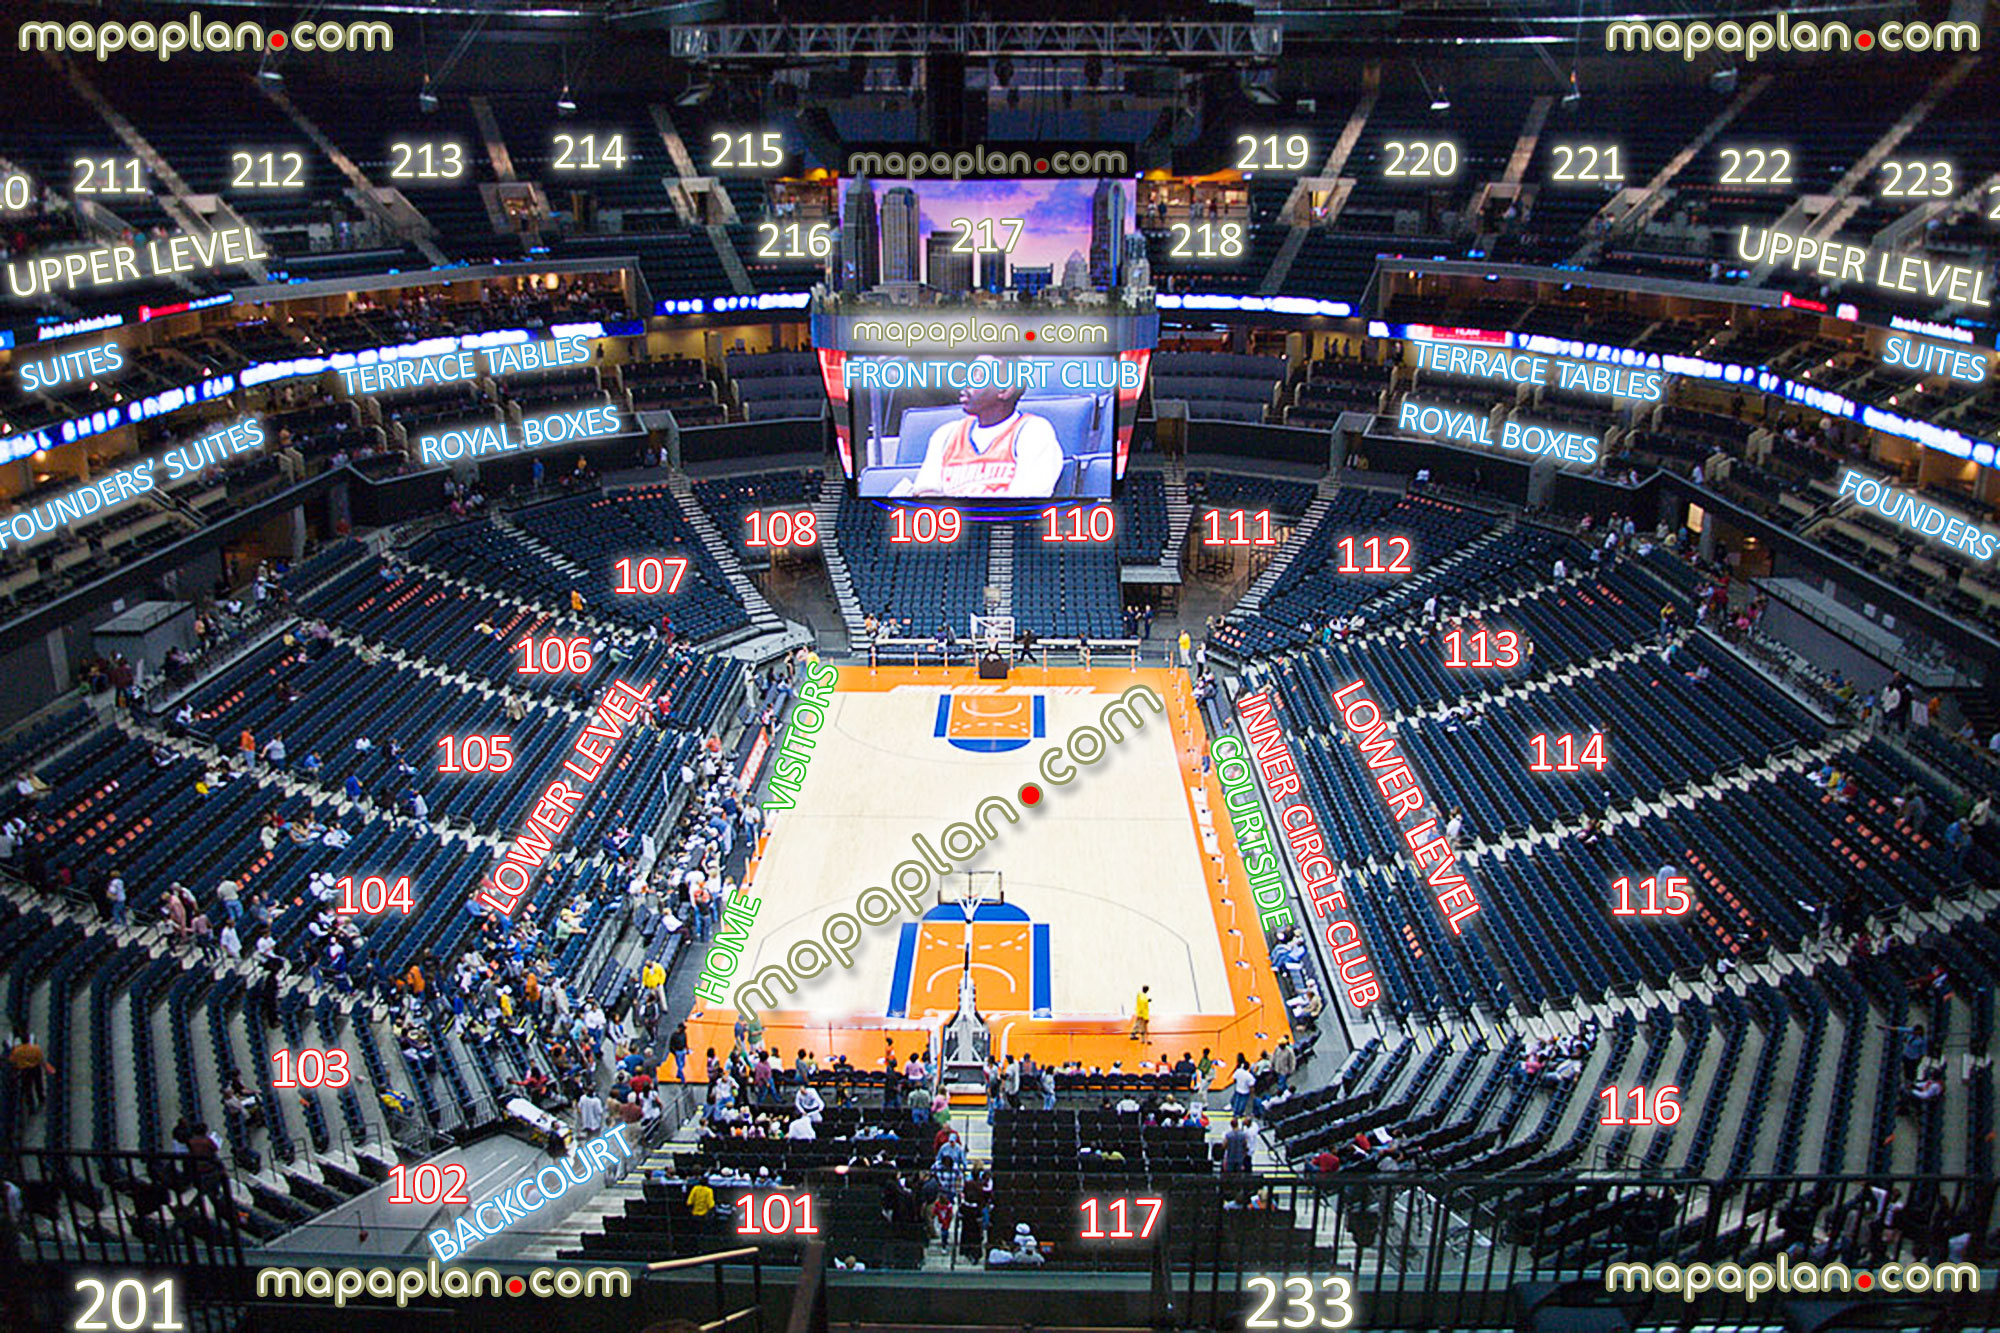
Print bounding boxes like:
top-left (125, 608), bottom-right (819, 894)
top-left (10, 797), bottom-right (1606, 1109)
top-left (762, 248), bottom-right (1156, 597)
top-left (814, 472), bottom-right (872, 647)
top-left (1233, 491), bottom-right (1333, 617)
top-left (665, 473), bottom-right (792, 651)
top-left (1159, 465), bottom-right (1193, 580)
top-left (986, 524), bottom-right (1015, 624)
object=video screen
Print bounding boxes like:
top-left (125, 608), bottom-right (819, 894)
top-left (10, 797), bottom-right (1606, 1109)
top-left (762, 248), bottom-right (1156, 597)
top-left (829, 177), bottom-right (1137, 297)
top-left (848, 354), bottom-right (1134, 499)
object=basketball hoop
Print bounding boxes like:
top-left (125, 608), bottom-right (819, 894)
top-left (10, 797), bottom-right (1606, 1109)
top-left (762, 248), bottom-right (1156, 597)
top-left (970, 614), bottom-right (1015, 645)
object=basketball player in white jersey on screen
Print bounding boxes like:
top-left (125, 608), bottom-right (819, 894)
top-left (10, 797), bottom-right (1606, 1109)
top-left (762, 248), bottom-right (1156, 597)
top-left (893, 357), bottom-right (1065, 498)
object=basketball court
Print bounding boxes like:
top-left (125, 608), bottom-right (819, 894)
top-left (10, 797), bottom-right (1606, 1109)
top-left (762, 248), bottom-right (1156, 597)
top-left (687, 665), bottom-right (1290, 1078)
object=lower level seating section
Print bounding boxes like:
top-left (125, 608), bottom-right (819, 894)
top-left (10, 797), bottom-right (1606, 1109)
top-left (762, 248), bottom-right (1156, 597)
top-left (1116, 471), bottom-right (1168, 564)
top-left (303, 561), bottom-right (743, 738)
top-left (1223, 490), bottom-right (1501, 655)
top-left (1368, 636), bottom-right (1819, 844)
top-left (1907, 727), bottom-right (2000, 802)
top-left (838, 491), bottom-right (991, 634)
top-left (415, 489), bottom-right (748, 644)
top-left (513, 487), bottom-right (750, 642)
top-left (1235, 545), bottom-right (1975, 1028)
top-left (693, 468), bottom-right (823, 559)
top-left (574, 1165), bottom-right (927, 1269)
top-left (4, 565), bottom-right (740, 1193)
top-left (1270, 558), bottom-right (1662, 719)
top-left (180, 636), bottom-right (587, 835)
top-left (1189, 471), bottom-right (1317, 519)
top-left (308, 559), bottom-right (633, 702)
top-left (1152, 351), bottom-right (1285, 423)
top-left (1011, 518), bottom-right (1124, 641)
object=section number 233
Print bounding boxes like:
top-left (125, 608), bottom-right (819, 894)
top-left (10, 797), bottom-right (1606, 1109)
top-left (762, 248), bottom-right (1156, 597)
top-left (1244, 1274), bottom-right (1357, 1329)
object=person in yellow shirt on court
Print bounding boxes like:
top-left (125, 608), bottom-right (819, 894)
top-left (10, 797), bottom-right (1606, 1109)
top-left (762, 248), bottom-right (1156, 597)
top-left (1131, 985), bottom-right (1151, 1041)
top-left (570, 588), bottom-right (586, 613)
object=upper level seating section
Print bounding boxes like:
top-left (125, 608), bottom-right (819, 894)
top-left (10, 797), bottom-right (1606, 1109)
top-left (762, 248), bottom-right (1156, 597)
top-left (692, 468), bottom-right (823, 559)
top-left (838, 491), bottom-right (990, 634)
top-left (506, 487), bottom-right (751, 643)
top-left (482, 92), bottom-right (645, 199)
top-left (726, 349), bottom-right (824, 421)
top-left (1497, 91), bottom-right (1716, 264)
top-left (1651, 73), bottom-right (1918, 284)
top-left (10, 61), bottom-right (187, 314)
top-left (1279, 231), bottom-right (1412, 302)
top-left (1189, 471), bottom-right (1316, 519)
top-left (102, 68), bottom-right (356, 262)
top-left (1011, 518), bottom-right (1123, 640)
top-left (1337, 92), bottom-right (1539, 237)
top-left (275, 85), bottom-right (517, 262)
top-left (1116, 471), bottom-right (1167, 564)
top-left (1152, 351), bottom-right (1284, 423)
top-left (557, 231), bottom-right (730, 302)
top-left (623, 358), bottom-right (725, 426)
top-left (492, 91), bottom-right (683, 237)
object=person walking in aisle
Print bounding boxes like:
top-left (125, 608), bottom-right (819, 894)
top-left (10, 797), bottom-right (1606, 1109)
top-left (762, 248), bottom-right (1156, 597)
top-left (669, 1022), bottom-right (690, 1082)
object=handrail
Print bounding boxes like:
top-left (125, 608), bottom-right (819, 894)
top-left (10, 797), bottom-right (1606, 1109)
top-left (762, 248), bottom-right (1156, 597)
top-left (648, 1246), bottom-right (763, 1271)
top-left (648, 1243), bottom-right (765, 1333)
top-left (785, 1241), bottom-right (829, 1333)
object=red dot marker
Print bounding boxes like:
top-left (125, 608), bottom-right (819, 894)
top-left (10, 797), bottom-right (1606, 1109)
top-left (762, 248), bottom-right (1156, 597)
top-left (1856, 1273), bottom-right (1873, 1290)
top-left (1024, 331), bottom-right (1036, 341)
top-left (268, 31), bottom-right (286, 48)
top-left (1856, 31), bottom-right (1873, 48)
top-left (1035, 159), bottom-right (1049, 172)
top-left (507, 1277), bottom-right (526, 1296)
top-left (1019, 783), bottom-right (1042, 807)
